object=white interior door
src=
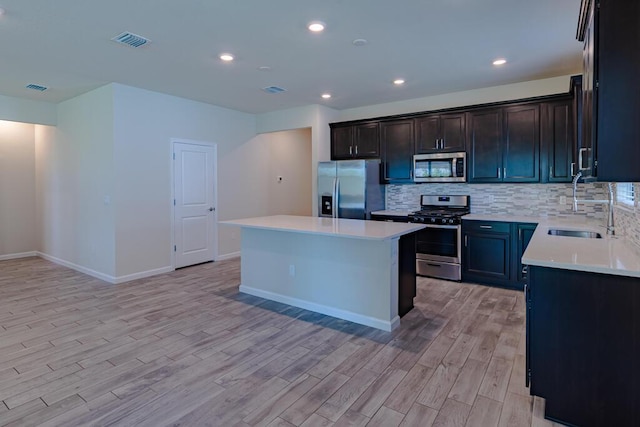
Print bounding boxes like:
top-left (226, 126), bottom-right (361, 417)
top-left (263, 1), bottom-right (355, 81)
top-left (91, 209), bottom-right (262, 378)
top-left (173, 141), bottom-right (216, 268)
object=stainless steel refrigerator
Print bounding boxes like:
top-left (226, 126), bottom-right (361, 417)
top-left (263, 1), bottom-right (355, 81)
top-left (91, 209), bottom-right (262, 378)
top-left (317, 159), bottom-right (385, 220)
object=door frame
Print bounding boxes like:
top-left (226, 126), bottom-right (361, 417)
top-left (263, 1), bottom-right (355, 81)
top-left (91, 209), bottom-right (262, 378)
top-left (170, 138), bottom-right (219, 269)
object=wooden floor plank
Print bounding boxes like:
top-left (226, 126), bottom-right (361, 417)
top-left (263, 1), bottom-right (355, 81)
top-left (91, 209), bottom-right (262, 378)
top-left (0, 256), bottom-right (538, 426)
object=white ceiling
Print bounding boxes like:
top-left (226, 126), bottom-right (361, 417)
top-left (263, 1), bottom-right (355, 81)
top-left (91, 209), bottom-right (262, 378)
top-left (0, 0), bottom-right (583, 114)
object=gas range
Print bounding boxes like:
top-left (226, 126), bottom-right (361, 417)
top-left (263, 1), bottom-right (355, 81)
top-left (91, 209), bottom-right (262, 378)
top-left (409, 195), bottom-right (470, 225)
top-left (411, 194), bottom-right (470, 281)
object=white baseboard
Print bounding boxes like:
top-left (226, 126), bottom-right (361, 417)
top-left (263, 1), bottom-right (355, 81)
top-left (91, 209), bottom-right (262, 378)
top-left (0, 251), bottom-right (38, 261)
top-left (239, 285), bottom-right (399, 332)
top-left (217, 251), bottom-right (240, 261)
top-left (37, 252), bottom-right (116, 284)
top-left (113, 266), bottom-right (174, 284)
top-left (37, 252), bottom-right (175, 284)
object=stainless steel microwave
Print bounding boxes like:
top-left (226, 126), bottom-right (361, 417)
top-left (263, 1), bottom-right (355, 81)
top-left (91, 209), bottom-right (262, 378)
top-left (413, 152), bottom-right (466, 183)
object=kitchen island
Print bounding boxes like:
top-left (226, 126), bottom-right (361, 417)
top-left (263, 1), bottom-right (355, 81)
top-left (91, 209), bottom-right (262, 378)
top-left (220, 215), bottom-right (425, 331)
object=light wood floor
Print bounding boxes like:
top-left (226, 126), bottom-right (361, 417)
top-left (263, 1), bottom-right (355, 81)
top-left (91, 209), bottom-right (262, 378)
top-left (0, 257), bottom-right (560, 427)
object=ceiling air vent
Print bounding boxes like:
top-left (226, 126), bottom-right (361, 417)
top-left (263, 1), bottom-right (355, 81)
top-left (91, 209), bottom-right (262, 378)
top-left (26, 84), bottom-right (48, 92)
top-left (262, 86), bottom-right (286, 94)
top-left (111, 32), bottom-right (150, 48)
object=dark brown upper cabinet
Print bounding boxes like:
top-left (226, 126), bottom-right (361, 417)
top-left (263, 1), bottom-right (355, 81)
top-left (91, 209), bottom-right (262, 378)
top-left (468, 103), bottom-right (540, 183)
top-left (415, 113), bottom-right (465, 153)
top-left (380, 120), bottom-right (414, 183)
top-left (503, 104), bottom-right (540, 182)
top-left (330, 122), bottom-right (380, 160)
top-left (577, 0), bottom-right (640, 181)
top-left (467, 108), bottom-right (504, 182)
top-left (541, 98), bottom-right (575, 183)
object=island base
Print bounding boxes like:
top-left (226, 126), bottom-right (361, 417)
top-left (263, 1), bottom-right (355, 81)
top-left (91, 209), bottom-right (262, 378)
top-left (238, 228), bottom-right (402, 331)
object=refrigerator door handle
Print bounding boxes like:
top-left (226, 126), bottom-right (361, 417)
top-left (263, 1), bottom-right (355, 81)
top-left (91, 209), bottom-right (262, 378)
top-left (333, 178), bottom-right (340, 218)
top-left (331, 178), bottom-right (340, 218)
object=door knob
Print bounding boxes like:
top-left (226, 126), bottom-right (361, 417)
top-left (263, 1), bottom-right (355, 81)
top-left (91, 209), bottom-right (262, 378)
top-left (208, 207), bottom-right (214, 212)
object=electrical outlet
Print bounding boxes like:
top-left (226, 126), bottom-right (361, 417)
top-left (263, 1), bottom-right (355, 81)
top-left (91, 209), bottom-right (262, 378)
top-left (560, 196), bottom-right (567, 205)
top-left (288, 264), bottom-right (295, 277)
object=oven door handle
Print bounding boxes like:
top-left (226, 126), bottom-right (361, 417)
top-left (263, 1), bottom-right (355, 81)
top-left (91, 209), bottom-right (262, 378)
top-left (419, 224), bottom-right (460, 230)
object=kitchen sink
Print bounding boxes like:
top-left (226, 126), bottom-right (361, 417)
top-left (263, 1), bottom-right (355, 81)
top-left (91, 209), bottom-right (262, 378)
top-left (547, 229), bottom-right (602, 239)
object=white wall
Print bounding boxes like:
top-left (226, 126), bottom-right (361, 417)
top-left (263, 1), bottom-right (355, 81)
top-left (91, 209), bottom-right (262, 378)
top-left (0, 121), bottom-right (37, 258)
top-left (338, 75), bottom-right (575, 122)
top-left (256, 104), bottom-right (341, 216)
top-left (37, 85), bottom-right (116, 278)
top-left (111, 84), bottom-right (257, 276)
top-left (263, 128), bottom-right (312, 216)
top-left (0, 94), bottom-right (57, 126)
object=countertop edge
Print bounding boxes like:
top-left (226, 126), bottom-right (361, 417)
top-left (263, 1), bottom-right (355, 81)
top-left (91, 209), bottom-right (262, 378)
top-left (220, 216), bottom-right (425, 241)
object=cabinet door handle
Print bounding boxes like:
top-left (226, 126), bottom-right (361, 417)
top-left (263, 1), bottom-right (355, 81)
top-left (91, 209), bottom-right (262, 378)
top-left (440, 139), bottom-right (445, 149)
top-left (497, 168), bottom-right (501, 179)
top-left (479, 225), bottom-right (493, 229)
top-left (579, 148), bottom-right (587, 170)
top-left (349, 146), bottom-right (353, 156)
top-left (549, 166), bottom-right (553, 177)
top-left (435, 139), bottom-right (439, 149)
top-left (571, 162), bottom-right (576, 176)
top-left (355, 145), bottom-right (358, 155)
top-left (503, 167), bottom-right (506, 179)
top-left (522, 266), bottom-right (528, 275)
top-left (464, 235), bottom-right (468, 247)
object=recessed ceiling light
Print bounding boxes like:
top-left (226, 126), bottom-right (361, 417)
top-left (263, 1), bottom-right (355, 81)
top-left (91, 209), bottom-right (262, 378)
top-left (493, 58), bottom-right (507, 66)
top-left (308, 21), bottom-right (325, 32)
top-left (321, 93), bottom-right (331, 99)
top-left (393, 79), bottom-right (405, 85)
top-left (258, 66), bottom-right (271, 72)
top-left (0, 8), bottom-right (6, 16)
top-left (352, 39), bottom-right (368, 46)
top-left (220, 53), bottom-right (234, 62)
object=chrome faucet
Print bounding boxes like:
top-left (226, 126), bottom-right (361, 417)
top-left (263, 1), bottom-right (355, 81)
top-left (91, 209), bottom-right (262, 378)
top-left (572, 171), bottom-right (615, 235)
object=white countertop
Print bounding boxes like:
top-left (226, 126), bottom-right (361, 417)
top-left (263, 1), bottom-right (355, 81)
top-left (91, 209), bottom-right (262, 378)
top-left (463, 214), bottom-right (640, 278)
top-left (371, 210), bottom-right (413, 218)
top-left (220, 215), bottom-right (425, 240)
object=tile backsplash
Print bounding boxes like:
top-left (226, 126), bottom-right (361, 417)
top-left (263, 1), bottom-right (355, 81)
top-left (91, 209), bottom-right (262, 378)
top-left (387, 183), bottom-right (608, 219)
top-left (387, 182), bottom-right (640, 251)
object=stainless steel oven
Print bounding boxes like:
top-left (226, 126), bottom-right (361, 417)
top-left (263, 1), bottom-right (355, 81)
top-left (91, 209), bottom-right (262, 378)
top-left (415, 224), bottom-right (462, 280)
top-left (409, 195), bottom-right (470, 281)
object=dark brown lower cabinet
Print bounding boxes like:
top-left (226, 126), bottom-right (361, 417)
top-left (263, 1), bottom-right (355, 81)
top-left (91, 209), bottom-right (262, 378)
top-left (370, 214), bottom-right (417, 317)
top-left (527, 266), bottom-right (640, 427)
top-left (398, 232), bottom-right (417, 317)
top-left (462, 220), bottom-right (536, 290)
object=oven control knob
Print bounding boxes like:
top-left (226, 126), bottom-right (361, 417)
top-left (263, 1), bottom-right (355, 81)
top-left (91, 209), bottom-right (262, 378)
top-left (449, 219), bottom-right (454, 224)
top-left (441, 218), bottom-right (446, 224)
top-left (430, 218), bottom-right (436, 223)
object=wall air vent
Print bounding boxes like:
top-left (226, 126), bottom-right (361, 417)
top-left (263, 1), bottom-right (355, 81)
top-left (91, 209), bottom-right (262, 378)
top-left (262, 86), bottom-right (286, 94)
top-left (111, 32), bottom-right (150, 48)
top-left (26, 84), bottom-right (48, 92)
